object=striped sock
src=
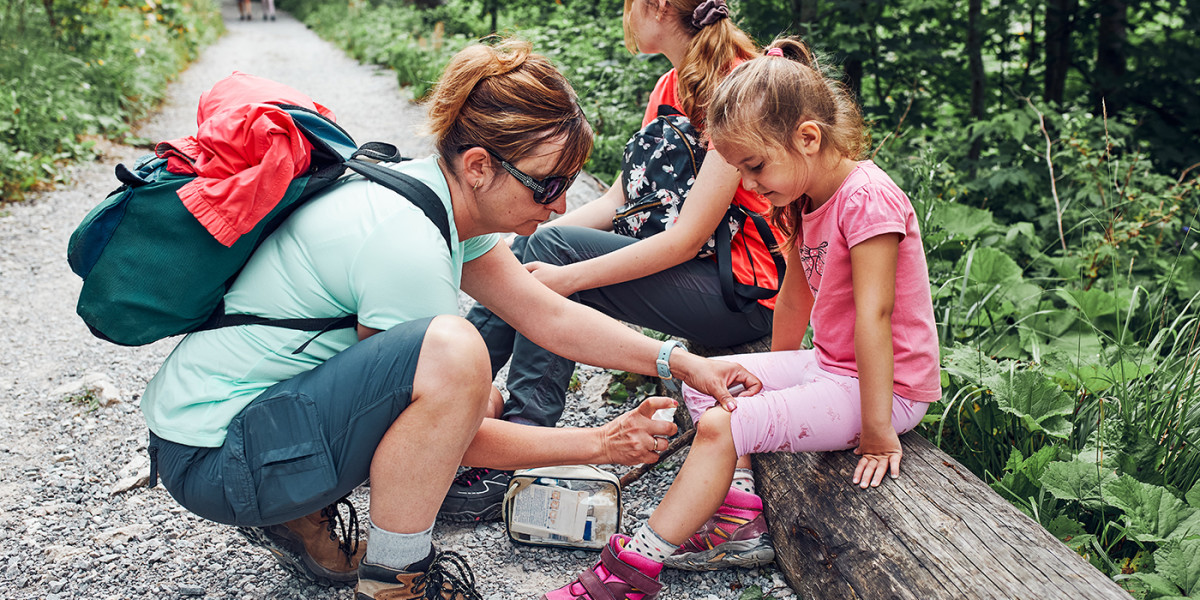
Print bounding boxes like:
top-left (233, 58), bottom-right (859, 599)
top-left (732, 468), bottom-right (756, 495)
top-left (625, 523), bottom-right (676, 563)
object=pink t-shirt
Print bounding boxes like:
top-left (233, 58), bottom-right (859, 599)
top-left (800, 161), bottom-right (941, 402)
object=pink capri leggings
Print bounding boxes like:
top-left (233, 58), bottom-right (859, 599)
top-left (681, 349), bottom-right (929, 457)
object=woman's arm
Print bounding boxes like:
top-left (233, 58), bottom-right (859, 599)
top-left (528, 150), bottom-right (743, 296)
top-left (545, 174), bottom-right (625, 230)
top-left (848, 233), bottom-right (903, 488)
top-left (461, 396), bottom-right (679, 468)
top-left (771, 244), bottom-right (814, 351)
top-left (462, 242), bottom-right (761, 399)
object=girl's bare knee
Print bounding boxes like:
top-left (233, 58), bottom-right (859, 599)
top-left (695, 406), bottom-right (734, 446)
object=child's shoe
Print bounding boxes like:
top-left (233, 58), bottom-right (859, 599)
top-left (662, 487), bottom-right (775, 571)
top-left (542, 534), bottom-right (664, 600)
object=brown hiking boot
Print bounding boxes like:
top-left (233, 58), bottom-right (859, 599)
top-left (356, 549), bottom-right (481, 599)
top-left (238, 496), bottom-right (366, 586)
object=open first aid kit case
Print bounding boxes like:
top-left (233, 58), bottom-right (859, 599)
top-left (502, 465), bottom-right (621, 551)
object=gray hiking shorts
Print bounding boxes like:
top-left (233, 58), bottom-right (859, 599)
top-left (148, 317), bottom-right (432, 527)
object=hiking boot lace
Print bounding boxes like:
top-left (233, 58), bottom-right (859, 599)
top-left (451, 467), bottom-right (489, 488)
top-left (412, 551), bottom-right (482, 600)
top-left (319, 495), bottom-right (360, 560)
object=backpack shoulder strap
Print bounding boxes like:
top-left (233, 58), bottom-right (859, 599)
top-left (343, 158), bottom-right (453, 254)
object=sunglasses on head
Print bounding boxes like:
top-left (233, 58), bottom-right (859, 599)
top-left (481, 147), bottom-right (577, 205)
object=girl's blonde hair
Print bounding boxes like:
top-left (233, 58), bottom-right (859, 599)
top-left (426, 39), bottom-right (592, 177)
top-left (623, 0), bottom-right (757, 131)
top-left (708, 37), bottom-right (868, 248)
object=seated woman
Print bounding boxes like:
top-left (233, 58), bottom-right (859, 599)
top-left (450, 0), bottom-right (784, 521)
top-left (140, 39), bottom-right (759, 599)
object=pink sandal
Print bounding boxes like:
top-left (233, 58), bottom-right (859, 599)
top-left (542, 534), bottom-right (664, 600)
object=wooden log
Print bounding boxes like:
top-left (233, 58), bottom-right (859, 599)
top-left (754, 435), bottom-right (1130, 599)
top-left (670, 336), bottom-right (1128, 599)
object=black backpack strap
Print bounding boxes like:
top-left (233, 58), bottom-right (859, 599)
top-left (197, 159), bottom-right (453, 349)
top-left (343, 158), bottom-right (453, 254)
top-left (351, 142), bottom-right (403, 162)
top-left (716, 207), bottom-right (788, 312)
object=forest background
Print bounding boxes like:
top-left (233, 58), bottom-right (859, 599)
top-left (1, 0), bottom-right (1198, 597)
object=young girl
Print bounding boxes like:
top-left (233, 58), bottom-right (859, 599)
top-left (542, 38), bottom-right (942, 599)
top-left (447, 0), bottom-right (785, 523)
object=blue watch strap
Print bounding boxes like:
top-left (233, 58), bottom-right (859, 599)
top-left (656, 340), bottom-right (685, 380)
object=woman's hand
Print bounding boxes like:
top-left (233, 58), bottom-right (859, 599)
top-left (852, 426), bottom-right (903, 488)
top-left (598, 396), bottom-right (679, 465)
top-left (525, 261), bottom-right (580, 297)
top-left (672, 353), bottom-right (762, 412)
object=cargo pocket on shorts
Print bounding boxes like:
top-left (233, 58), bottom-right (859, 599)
top-left (240, 393), bottom-right (337, 524)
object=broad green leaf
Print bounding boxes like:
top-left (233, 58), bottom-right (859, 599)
top-left (1057, 288), bottom-right (1123, 321)
top-left (1046, 515), bottom-right (1096, 552)
top-left (1155, 539), bottom-right (1200, 597)
top-left (964, 246), bottom-right (1023, 286)
top-left (1187, 481), bottom-right (1200, 509)
top-left (1041, 459), bottom-right (1117, 508)
top-left (940, 344), bottom-right (1002, 384)
top-left (985, 369), bottom-right (1075, 437)
top-left (1128, 572), bottom-right (1187, 598)
top-left (1102, 476), bottom-right (1199, 543)
top-left (935, 202), bottom-right (994, 240)
top-left (1046, 331), bottom-right (1104, 363)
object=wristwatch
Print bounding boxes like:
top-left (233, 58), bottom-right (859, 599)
top-left (656, 339), bottom-right (686, 381)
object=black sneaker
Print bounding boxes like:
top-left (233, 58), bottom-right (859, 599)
top-left (437, 468), bottom-right (510, 523)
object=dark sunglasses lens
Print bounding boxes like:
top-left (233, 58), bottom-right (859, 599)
top-left (537, 177), bottom-right (569, 204)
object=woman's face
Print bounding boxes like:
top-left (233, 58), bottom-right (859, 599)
top-left (482, 137), bottom-right (572, 236)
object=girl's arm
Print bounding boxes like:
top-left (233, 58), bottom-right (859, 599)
top-left (527, 151), bottom-right (743, 296)
top-left (848, 233), bottom-right (903, 488)
top-left (545, 175), bottom-right (625, 230)
top-left (771, 244), bottom-right (815, 351)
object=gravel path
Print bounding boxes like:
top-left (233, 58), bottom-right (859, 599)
top-left (0, 2), bottom-right (796, 598)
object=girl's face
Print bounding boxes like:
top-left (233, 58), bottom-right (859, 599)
top-left (716, 139), bottom-right (813, 207)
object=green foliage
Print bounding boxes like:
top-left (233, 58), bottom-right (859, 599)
top-left (605, 370), bottom-right (658, 406)
top-left (0, 0), bottom-right (222, 200)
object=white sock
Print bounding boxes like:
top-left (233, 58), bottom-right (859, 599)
top-left (625, 523), bottom-right (676, 563)
top-left (364, 518), bottom-right (433, 571)
top-left (732, 468), bottom-right (756, 495)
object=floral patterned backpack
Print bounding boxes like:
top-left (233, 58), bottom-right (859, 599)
top-left (612, 105), bottom-right (785, 312)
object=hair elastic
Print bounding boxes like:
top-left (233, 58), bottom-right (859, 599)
top-left (766, 48), bottom-right (784, 57)
top-left (691, 0), bottom-right (729, 28)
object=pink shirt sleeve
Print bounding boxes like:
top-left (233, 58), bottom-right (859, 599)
top-left (840, 183), bottom-right (910, 249)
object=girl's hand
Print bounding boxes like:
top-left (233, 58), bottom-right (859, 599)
top-left (852, 426), bottom-right (903, 488)
top-left (598, 396), bottom-right (679, 465)
top-left (525, 261), bottom-right (579, 297)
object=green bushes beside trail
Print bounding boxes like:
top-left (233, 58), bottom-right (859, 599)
top-left (0, 0), bottom-right (223, 201)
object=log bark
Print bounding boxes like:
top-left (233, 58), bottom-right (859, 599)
top-left (753, 435), bottom-right (1130, 599)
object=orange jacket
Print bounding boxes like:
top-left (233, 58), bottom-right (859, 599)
top-left (155, 71), bottom-right (336, 247)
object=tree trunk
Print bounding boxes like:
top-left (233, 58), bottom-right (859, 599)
top-left (1095, 0), bottom-right (1128, 115)
top-left (1043, 0), bottom-right (1077, 104)
top-left (791, 0), bottom-right (817, 38)
top-left (967, 0), bottom-right (985, 162)
top-left (843, 57), bottom-right (863, 103)
top-left (41, 0), bottom-right (53, 29)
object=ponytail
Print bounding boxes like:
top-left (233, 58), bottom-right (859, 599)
top-left (426, 39), bottom-right (592, 176)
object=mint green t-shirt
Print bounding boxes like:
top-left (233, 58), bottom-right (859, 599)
top-left (141, 156), bottom-right (499, 447)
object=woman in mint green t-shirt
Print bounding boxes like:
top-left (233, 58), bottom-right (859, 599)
top-left (141, 40), bottom-right (761, 598)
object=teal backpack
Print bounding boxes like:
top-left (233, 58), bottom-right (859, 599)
top-left (68, 105), bottom-right (450, 347)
